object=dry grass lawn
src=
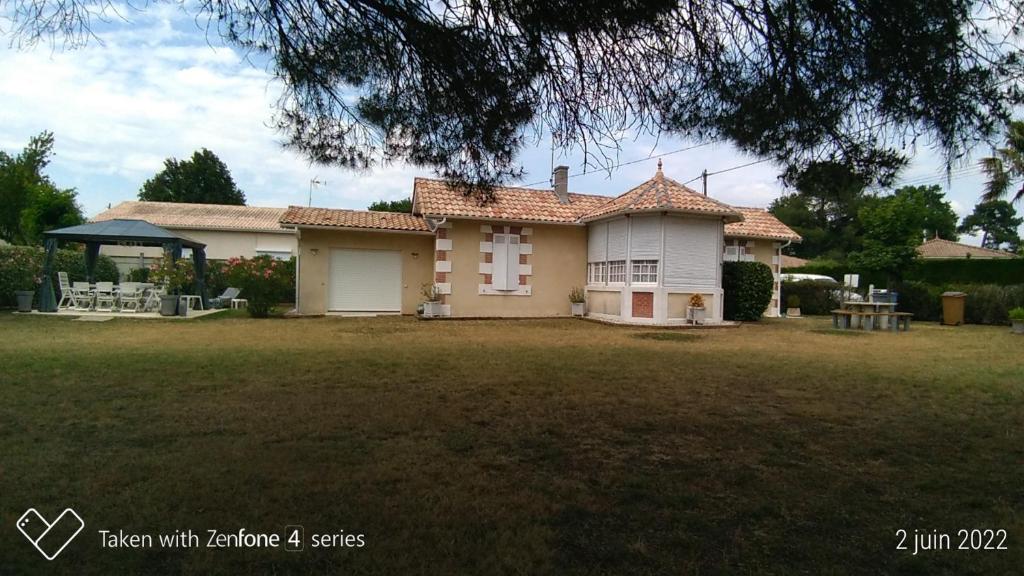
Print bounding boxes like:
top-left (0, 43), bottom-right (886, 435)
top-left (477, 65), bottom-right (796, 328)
top-left (0, 313), bottom-right (1021, 575)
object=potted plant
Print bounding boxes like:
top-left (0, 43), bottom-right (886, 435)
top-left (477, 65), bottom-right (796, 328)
top-left (786, 294), bottom-right (801, 317)
top-left (688, 293), bottom-right (706, 324)
top-left (149, 256), bottom-right (194, 316)
top-left (15, 278), bottom-right (38, 313)
top-left (1010, 307), bottom-right (1024, 335)
top-left (569, 286), bottom-right (586, 317)
top-left (421, 283), bottom-right (442, 318)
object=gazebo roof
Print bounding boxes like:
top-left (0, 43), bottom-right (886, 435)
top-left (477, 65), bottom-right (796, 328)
top-left (44, 219), bottom-right (205, 249)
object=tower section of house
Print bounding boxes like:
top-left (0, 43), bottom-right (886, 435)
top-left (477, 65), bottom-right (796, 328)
top-left (579, 165), bottom-right (742, 324)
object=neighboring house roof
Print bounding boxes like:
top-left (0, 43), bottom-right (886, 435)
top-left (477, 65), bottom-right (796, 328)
top-left (780, 255), bottom-right (810, 268)
top-left (581, 167), bottom-right (743, 223)
top-left (280, 206), bottom-right (432, 232)
top-left (725, 207), bottom-right (802, 242)
top-left (412, 177), bottom-right (610, 224)
top-left (93, 201), bottom-right (290, 233)
top-left (916, 237), bottom-right (1017, 259)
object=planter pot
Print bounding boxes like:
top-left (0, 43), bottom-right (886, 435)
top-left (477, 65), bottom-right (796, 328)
top-left (422, 301), bottom-right (442, 318)
top-left (15, 290), bottom-right (34, 312)
top-left (571, 302), bottom-right (586, 317)
top-left (787, 307), bottom-right (801, 317)
top-left (689, 306), bottom-right (706, 325)
top-left (159, 295), bottom-right (179, 317)
top-left (1012, 320), bottom-right (1024, 335)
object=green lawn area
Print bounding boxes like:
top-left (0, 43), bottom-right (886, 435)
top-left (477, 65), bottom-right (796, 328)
top-left (1, 313), bottom-right (1021, 575)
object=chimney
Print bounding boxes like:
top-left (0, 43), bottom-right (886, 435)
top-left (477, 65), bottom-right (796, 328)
top-left (552, 165), bottom-right (570, 204)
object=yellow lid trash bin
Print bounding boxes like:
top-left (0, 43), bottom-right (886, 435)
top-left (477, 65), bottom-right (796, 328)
top-left (941, 291), bottom-right (967, 326)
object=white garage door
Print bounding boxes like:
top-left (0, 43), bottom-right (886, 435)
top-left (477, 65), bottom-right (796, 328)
top-left (328, 249), bottom-right (402, 312)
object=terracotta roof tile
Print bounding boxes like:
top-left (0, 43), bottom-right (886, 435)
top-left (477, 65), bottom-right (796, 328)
top-left (916, 237), bottom-right (1016, 259)
top-left (413, 177), bottom-right (610, 223)
top-left (93, 201), bottom-right (288, 233)
top-left (581, 169), bottom-right (743, 223)
top-left (280, 206), bottom-right (431, 232)
top-left (725, 207), bottom-right (802, 241)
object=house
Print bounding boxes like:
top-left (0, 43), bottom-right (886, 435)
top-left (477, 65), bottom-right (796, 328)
top-left (916, 237), bottom-right (1017, 260)
top-left (282, 164), bottom-right (800, 324)
top-left (92, 201), bottom-right (297, 274)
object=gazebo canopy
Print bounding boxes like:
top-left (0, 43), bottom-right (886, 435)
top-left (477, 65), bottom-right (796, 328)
top-left (44, 219), bottom-right (206, 249)
top-left (37, 219), bottom-right (208, 312)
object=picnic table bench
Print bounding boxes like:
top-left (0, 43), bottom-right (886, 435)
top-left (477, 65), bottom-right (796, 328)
top-left (831, 309), bottom-right (912, 333)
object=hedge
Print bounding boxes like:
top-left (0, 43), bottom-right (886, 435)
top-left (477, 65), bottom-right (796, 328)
top-left (0, 245), bottom-right (119, 307)
top-left (785, 257), bottom-right (1024, 287)
top-left (722, 261), bottom-right (774, 321)
top-left (779, 280), bottom-right (842, 316)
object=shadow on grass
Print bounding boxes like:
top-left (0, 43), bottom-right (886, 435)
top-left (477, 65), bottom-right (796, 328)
top-left (632, 332), bottom-right (703, 342)
top-left (810, 328), bottom-right (871, 336)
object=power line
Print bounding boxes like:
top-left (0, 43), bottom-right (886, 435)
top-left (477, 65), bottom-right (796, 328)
top-left (517, 141), bottom-right (718, 188)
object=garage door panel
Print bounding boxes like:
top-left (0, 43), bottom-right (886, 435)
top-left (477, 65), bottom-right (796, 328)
top-left (329, 249), bottom-right (402, 311)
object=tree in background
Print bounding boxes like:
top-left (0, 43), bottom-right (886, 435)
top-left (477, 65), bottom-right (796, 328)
top-left (893, 185), bottom-right (958, 241)
top-left (6, 1), bottom-right (1019, 198)
top-left (769, 161), bottom-right (873, 260)
top-left (368, 198), bottom-right (413, 213)
top-left (0, 131), bottom-right (85, 245)
top-left (980, 120), bottom-right (1024, 205)
top-left (957, 200), bottom-right (1023, 251)
top-left (139, 149), bottom-right (246, 205)
top-left (848, 187), bottom-right (944, 282)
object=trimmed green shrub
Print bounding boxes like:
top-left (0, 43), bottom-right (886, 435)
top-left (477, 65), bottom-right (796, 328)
top-left (224, 255), bottom-right (294, 317)
top-left (780, 280), bottom-right (841, 316)
top-left (785, 258), bottom-right (1024, 287)
top-left (893, 281), bottom-right (944, 322)
top-left (957, 284), bottom-right (1024, 325)
top-left (0, 245), bottom-right (118, 307)
top-left (723, 261), bottom-right (774, 321)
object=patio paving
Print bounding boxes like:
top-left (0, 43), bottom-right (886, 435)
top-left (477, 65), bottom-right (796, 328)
top-left (16, 308), bottom-right (228, 320)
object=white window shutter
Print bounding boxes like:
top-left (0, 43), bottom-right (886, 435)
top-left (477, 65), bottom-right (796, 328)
top-left (507, 235), bottom-right (520, 289)
top-left (629, 215), bottom-right (660, 259)
top-left (607, 218), bottom-right (628, 261)
top-left (492, 234), bottom-right (508, 289)
top-left (588, 222), bottom-right (608, 262)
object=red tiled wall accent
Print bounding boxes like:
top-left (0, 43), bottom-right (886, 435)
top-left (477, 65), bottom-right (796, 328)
top-left (435, 225), bottom-right (451, 304)
top-left (632, 292), bottom-right (654, 318)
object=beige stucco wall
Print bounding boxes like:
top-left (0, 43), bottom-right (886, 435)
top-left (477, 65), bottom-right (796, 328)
top-left (100, 229), bottom-right (297, 260)
top-left (587, 289), bottom-right (621, 316)
top-left (295, 228), bottom-right (434, 315)
top-left (667, 292), bottom-right (717, 319)
top-left (445, 219), bottom-right (587, 317)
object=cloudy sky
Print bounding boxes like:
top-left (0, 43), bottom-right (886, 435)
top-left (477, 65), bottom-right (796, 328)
top-left (0, 4), bottom-right (1011, 245)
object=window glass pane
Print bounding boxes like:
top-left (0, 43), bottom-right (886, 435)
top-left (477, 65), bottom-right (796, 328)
top-left (631, 260), bottom-right (658, 283)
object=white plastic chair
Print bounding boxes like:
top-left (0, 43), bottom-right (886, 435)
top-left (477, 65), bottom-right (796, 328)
top-left (57, 272), bottom-right (76, 309)
top-left (118, 282), bottom-right (143, 313)
top-left (144, 286), bottom-right (166, 312)
top-left (71, 282), bottom-right (93, 311)
top-left (94, 282), bottom-right (116, 311)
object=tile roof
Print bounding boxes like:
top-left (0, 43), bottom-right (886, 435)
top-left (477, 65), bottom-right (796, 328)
top-left (413, 177), bottom-right (610, 223)
top-left (916, 237), bottom-right (1017, 259)
top-left (280, 206), bottom-right (431, 232)
top-left (725, 207), bottom-right (802, 241)
top-left (781, 255), bottom-right (810, 268)
top-left (580, 168), bottom-right (743, 223)
top-left (93, 201), bottom-right (289, 233)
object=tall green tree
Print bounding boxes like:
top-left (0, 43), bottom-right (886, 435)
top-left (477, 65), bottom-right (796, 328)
top-left (769, 161), bottom-right (873, 260)
top-left (957, 200), bottom-right (1023, 251)
top-left (849, 187), bottom-right (948, 281)
top-left (6, 1), bottom-right (1019, 197)
top-left (980, 120), bottom-right (1024, 205)
top-left (139, 149), bottom-right (246, 205)
top-left (367, 198), bottom-right (413, 213)
top-left (0, 131), bottom-right (85, 245)
top-left (892, 185), bottom-right (958, 241)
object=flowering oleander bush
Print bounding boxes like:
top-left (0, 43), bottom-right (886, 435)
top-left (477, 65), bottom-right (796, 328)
top-left (148, 254), bottom-right (195, 294)
top-left (224, 255), bottom-right (293, 317)
top-left (0, 245), bottom-right (118, 307)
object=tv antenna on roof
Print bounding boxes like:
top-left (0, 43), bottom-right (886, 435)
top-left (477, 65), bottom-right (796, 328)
top-left (308, 178), bottom-right (326, 207)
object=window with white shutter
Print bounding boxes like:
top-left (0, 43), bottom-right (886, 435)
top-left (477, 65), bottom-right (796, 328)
top-left (492, 233), bottom-right (521, 290)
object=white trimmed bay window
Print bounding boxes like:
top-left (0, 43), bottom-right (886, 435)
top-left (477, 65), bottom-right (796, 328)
top-left (607, 260), bottom-right (626, 283)
top-left (587, 261), bottom-right (607, 284)
top-left (631, 260), bottom-right (658, 284)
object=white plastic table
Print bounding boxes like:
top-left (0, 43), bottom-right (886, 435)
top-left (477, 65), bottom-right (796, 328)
top-left (178, 295), bottom-right (204, 312)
